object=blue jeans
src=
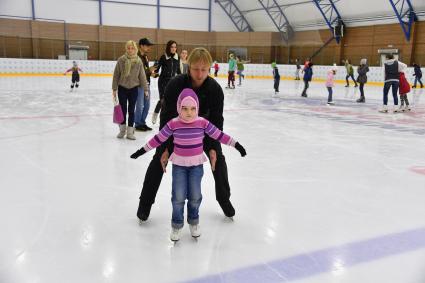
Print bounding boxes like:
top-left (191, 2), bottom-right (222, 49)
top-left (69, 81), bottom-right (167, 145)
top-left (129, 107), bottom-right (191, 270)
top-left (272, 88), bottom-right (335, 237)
top-left (327, 87), bottom-right (333, 102)
top-left (134, 86), bottom-right (150, 127)
top-left (414, 76), bottom-right (423, 87)
top-left (383, 81), bottom-right (399, 105)
top-left (237, 70), bottom-right (244, 85)
top-left (171, 164), bottom-right (203, 229)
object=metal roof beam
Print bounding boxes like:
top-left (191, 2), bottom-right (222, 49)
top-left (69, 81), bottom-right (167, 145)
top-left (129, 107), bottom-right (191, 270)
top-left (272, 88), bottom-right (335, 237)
top-left (258, 0), bottom-right (294, 44)
top-left (312, 0), bottom-right (344, 43)
top-left (388, 0), bottom-right (417, 41)
top-left (215, 0), bottom-right (253, 32)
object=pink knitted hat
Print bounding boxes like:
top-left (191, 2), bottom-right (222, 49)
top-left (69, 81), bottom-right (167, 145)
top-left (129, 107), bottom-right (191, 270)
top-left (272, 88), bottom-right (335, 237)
top-left (177, 88), bottom-right (199, 122)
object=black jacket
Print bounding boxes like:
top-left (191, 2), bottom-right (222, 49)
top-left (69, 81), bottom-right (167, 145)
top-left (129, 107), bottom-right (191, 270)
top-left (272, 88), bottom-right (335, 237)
top-left (357, 64), bottom-right (369, 84)
top-left (159, 74), bottom-right (224, 152)
top-left (157, 53), bottom-right (180, 80)
top-left (273, 67), bottom-right (280, 79)
top-left (157, 53), bottom-right (181, 96)
top-left (413, 64), bottom-right (422, 78)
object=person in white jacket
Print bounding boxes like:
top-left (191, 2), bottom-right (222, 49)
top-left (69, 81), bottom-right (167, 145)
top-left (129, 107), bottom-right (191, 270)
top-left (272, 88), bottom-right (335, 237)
top-left (379, 54), bottom-right (407, 113)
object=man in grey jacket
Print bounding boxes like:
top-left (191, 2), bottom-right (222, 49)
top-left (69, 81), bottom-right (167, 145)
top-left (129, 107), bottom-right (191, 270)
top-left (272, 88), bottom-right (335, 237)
top-left (379, 54), bottom-right (407, 113)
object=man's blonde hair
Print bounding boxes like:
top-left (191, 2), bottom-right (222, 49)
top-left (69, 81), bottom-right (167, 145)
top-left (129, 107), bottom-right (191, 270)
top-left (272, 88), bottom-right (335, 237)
top-left (187, 47), bottom-right (213, 67)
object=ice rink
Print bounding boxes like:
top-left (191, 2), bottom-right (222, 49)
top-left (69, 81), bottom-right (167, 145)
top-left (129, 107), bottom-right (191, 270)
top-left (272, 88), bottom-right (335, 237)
top-left (1, 75), bottom-right (425, 283)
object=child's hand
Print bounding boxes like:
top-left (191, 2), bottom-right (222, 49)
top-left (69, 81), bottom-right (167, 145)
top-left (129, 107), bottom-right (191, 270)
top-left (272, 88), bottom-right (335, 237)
top-left (130, 148), bottom-right (146, 159)
top-left (235, 142), bottom-right (246, 157)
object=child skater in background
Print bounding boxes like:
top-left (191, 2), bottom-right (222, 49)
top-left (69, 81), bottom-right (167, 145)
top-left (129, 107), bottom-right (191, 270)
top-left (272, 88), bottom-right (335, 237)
top-left (412, 63), bottom-right (423, 88)
top-left (325, 65), bottom-right (337, 105)
top-left (213, 61), bottom-right (219, 77)
top-left (226, 53), bottom-right (237, 89)
top-left (272, 62), bottom-right (280, 94)
top-left (398, 65), bottom-right (411, 112)
top-left (301, 62), bottom-right (313, 97)
top-left (130, 88), bottom-right (246, 242)
top-left (64, 61), bottom-right (82, 91)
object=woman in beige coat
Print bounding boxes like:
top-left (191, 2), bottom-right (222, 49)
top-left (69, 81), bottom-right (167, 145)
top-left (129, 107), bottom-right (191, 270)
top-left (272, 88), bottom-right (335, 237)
top-left (112, 40), bottom-right (148, 140)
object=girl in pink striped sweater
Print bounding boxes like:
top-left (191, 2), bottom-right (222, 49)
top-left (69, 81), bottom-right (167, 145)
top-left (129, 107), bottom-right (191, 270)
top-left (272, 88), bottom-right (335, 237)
top-left (131, 88), bottom-right (246, 242)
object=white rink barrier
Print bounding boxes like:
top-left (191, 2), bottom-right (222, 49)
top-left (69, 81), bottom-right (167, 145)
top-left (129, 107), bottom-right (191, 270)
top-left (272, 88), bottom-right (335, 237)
top-left (0, 58), bottom-right (423, 84)
top-left (0, 58), bottom-right (116, 75)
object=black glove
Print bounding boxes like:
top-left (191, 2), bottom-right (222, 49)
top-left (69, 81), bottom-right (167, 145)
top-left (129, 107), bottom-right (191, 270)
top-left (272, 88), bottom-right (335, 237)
top-left (130, 148), bottom-right (147, 159)
top-left (235, 142), bottom-right (246, 157)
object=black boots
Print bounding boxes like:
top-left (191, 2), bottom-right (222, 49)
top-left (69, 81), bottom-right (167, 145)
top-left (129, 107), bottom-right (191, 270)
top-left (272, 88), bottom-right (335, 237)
top-left (137, 203), bottom-right (152, 222)
top-left (137, 200), bottom-right (235, 221)
top-left (219, 200), bottom-right (235, 217)
top-left (356, 96), bottom-right (365, 103)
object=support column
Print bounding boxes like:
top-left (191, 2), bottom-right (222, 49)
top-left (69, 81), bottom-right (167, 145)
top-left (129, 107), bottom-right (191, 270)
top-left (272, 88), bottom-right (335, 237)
top-left (98, 25), bottom-right (103, 60)
top-left (335, 36), bottom-right (345, 64)
top-left (405, 21), bottom-right (417, 65)
top-left (30, 21), bottom-right (40, 59)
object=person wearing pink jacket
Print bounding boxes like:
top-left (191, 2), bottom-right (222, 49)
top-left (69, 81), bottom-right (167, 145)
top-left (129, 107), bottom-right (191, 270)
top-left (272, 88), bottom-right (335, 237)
top-left (325, 65), bottom-right (338, 105)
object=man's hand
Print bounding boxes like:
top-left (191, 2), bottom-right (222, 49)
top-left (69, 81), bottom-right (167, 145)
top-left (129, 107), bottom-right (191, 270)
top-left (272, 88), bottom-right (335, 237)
top-left (209, 149), bottom-right (217, 172)
top-left (235, 142), bottom-right (247, 157)
top-left (160, 149), bottom-right (169, 173)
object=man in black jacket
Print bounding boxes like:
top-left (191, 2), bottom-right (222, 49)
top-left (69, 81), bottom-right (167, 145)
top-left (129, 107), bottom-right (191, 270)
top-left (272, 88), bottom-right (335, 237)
top-left (136, 47), bottom-right (235, 221)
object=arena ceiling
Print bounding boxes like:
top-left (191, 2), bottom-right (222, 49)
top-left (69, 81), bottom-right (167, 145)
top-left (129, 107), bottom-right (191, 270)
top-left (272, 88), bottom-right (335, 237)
top-left (223, 0), bottom-right (425, 32)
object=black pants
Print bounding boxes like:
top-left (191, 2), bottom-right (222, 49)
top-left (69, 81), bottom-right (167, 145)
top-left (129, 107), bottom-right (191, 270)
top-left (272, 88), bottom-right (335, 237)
top-left (214, 70), bottom-right (218, 77)
top-left (302, 80), bottom-right (309, 95)
top-left (346, 74), bottom-right (357, 86)
top-left (154, 77), bottom-right (171, 114)
top-left (383, 81), bottom-right (399, 105)
top-left (72, 73), bottom-right (80, 83)
top-left (118, 85), bottom-right (138, 126)
top-left (359, 83), bottom-right (365, 97)
top-left (274, 77), bottom-right (280, 91)
top-left (228, 71), bottom-right (235, 86)
top-left (139, 144), bottom-right (231, 207)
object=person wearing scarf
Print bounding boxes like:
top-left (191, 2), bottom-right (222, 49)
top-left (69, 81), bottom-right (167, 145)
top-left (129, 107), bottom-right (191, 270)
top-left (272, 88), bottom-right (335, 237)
top-left (112, 40), bottom-right (148, 140)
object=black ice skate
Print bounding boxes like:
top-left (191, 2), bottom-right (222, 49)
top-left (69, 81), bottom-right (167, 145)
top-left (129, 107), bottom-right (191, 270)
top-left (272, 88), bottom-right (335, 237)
top-left (356, 96), bottom-right (365, 103)
top-left (137, 203), bottom-right (152, 224)
top-left (219, 200), bottom-right (235, 218)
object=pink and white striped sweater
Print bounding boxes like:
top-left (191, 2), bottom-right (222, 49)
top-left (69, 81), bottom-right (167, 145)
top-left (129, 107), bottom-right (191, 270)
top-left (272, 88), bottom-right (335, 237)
top-left (143, 117), bottom-right (237, 166)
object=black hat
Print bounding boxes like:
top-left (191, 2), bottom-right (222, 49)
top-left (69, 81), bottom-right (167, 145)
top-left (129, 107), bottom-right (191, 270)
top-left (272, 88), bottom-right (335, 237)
top-left (139, 38), bottom-right (154, 46)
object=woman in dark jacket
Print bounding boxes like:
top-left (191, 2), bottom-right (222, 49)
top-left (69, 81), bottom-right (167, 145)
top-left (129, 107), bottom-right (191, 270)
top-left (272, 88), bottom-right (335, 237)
top-left (152, 40), bottom-right (181, 124)
top-left (356, 58), bottom-right (370, 103)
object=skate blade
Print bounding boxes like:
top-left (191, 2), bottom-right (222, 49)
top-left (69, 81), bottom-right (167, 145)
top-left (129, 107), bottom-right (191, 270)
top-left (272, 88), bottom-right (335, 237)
top-left (224, 216), bottom-right (234, 222)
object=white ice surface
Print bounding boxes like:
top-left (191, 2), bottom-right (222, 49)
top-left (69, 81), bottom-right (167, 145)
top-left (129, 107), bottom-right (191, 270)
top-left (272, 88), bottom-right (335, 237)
top-left (1, 75), bottom-right (425, 283)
